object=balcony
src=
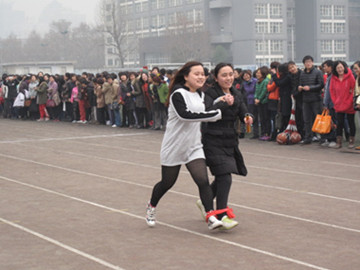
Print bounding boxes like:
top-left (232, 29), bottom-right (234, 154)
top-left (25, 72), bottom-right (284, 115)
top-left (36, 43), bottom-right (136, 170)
top-left (211, 32), bottom-right (233, 44)
top-left (209, 0), bottom-right (232, 9)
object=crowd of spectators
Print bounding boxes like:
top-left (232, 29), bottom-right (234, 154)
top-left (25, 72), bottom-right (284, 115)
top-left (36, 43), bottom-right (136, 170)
top-left (1, 56), bottom-right (359, 149)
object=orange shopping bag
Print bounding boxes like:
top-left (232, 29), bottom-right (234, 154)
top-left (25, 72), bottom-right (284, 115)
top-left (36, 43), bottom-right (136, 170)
top-left (311, 109), bottom-right (331, 134)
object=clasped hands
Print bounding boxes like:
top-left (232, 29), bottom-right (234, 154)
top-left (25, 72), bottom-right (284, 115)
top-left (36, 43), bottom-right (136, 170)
top-left (220, 94), bottom-right (234, 106)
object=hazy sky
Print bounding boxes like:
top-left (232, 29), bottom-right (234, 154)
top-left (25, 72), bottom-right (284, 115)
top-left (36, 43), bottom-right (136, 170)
top-left (10, 0), bottom-right (99, 24)
top-left (0, 0), bottom-right (100, 37)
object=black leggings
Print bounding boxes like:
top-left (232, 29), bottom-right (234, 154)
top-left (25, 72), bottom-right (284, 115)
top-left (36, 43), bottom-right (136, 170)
top-left (211, 173), bottom-right (232, 219)
top-left (150, 159), bottom-right (214, 212)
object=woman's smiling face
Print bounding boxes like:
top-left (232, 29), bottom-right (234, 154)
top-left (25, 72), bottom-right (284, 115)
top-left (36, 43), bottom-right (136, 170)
top-left (215, 66), bottom-right (234, 91)
top-left (184, 65), bottom-right (205, 91)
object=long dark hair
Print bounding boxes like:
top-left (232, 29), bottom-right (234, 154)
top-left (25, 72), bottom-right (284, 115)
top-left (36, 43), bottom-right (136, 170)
top-left (332, 60), bottom-right (349, 77)
top-left (278, 63), bottom-right (289, 77)
top-left (166, 61), bottom-right (204, 105)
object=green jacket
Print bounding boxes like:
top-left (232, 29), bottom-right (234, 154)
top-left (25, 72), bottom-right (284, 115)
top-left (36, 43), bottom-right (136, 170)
top-left (36, 81), bottom-right (49, 105)
top-left (157, 83), bottom-right (169, 104)
top-left (255, 77), bottom-right (269, 104)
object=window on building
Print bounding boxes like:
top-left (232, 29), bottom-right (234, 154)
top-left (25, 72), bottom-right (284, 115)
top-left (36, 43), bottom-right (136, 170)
top-left (151, 17), bottom-right (158, 28)
top-left (187, 10), bottom-right (194, 22)
top-left (255, 22), bottom-right (267, 33)
top-left (271, 40), bottom-right (282, 52)
top-left (136, 18), bottom-right (142, 30)
top-left (108, 59), bottom-right (114, 66)
top-left (135, 3), bottom-right (141, 12)
top-left (158, 0), bottom-right (165, 9)
top-left (270, 4), bottom-right (282, 18)
top-left (287, 41), bottom-right (296, 59)
top-left (270, 22), bottom-right (282, 33)
top-left (151, 0), bottom-right (157, 9)
top-left (287, 24), bottom-right (295, 36)
top-left (321, 40), bottom-right (332, 53)
top-left (334, 5), bottom-right (345, 18)
top-left (107, 47), bottom-right (113, 54)
top-left (254, 4), bottom-right (267, 17)
top-left (256, 40), bottom-right (268, 53)
top-left (169, 0), bottom-right (176, 7)
top-left (334, 40), bottom-right (346, 53)
top-left (143, 18), bottom-right (149, 29)
top-left (107, 37), bottom-right (113, 44)
top-left (143, 2), bottom-right (149, 10)
top-left (287, 8), bottom-right (295, 19)
top-left (320, 23), bottom-right (332, 33)
top-left (159, 15), bottom-right (165, 27)
top-left (106, 4), bottom-right (112, 11)
top-left (320, 5), bottom-right (332, 17)
top-left (256, 58), bottom-right (269, 67)
top-left (195, 10), bottom-right (203, 23)
top-left (334, 23), bottom-right (345, 34)
top-left (168, 13), bottom-right (176, 26)
top-left (129, 20), bottom-right (136, 31)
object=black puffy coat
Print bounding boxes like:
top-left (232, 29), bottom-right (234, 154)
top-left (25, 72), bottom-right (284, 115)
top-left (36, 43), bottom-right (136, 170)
top-left (202, 84), bottom-right (248, 176)
top-left (299, 67), bottom-right (324, 103)
top-left (272, 73), bottom-right (292, 116)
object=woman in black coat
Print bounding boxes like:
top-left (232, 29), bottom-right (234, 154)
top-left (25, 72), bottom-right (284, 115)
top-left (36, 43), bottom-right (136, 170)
top-left (272, 63), bottom-right (293, 132)
top-left (200, 63), bottom-right (253, 230)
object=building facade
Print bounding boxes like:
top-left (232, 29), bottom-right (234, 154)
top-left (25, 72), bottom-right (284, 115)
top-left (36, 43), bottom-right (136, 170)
top-left (349, 0), bottom-right (360, 61)
top-left (104, 0), bottom-right (352, 68)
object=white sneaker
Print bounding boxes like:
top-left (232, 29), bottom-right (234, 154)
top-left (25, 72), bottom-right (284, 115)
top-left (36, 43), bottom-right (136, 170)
top-left (196, 199), bottom-right (207, 221)
top-left (220, 215), bottom-right (238, 230)
top-left (207, 215), bottom-right (223, 230)
top-left (321, 140), bottom-right (329, 147)
top-left (146, 202), bottom-right (156, 227)
top-left (112, 124), bottom-right (117, 128)
top-left (328, 141), bottom-right (337, 148)
top-left (312, 136), bottom-right (320, 142)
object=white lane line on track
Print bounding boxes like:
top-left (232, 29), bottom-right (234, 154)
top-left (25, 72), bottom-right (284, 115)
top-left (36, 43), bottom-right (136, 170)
top-left (247, 165), bottom-right (360, 184)
top-left (0, 217), bottom-right (124, 270)
top-left (0, 133), bottom-right (150, 144)
top-left (2, 131), bottom-right (359, 169)
top-left (236, 180), bottom-right (360, 204)
top-left (0, 156), bottom-right (359, 234)
top-left (0, 176), bottom-right (331, 270)
top-left (72, 141), bottom-right (360, 183)
top-left (9, 142), bottom-right (360, 204)
top-left (242, 151), bottom-right (360, 168)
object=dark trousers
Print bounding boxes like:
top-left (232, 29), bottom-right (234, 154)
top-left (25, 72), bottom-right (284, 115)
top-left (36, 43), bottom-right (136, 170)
top-left (3, 98), bottom-right (14, 118)
top-left (96, 107), bottom-right (106, 124)
top-left (321, 108), bottom-right (337, 142)
top-left (248, 104), bottom-right (259, 137)
top-left (136, 107), bottom-right (148, 128)
top-left (303, 100), bottom-right (322, 140)
top-left (258, 103), bottom-right (271, 136)
top-left (336, 113), bottom-right (356, 137)
top-left (295, 101), bottom-right (304, 137)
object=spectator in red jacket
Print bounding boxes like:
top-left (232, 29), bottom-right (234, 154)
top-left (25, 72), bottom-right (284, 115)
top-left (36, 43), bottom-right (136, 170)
top-left (329, 61), bottom-right (356, 148)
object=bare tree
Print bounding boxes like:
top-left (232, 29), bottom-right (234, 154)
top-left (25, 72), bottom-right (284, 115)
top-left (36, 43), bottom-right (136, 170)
top-left (98, 0), bottom-right (138, 68)
top-left (0, 34), bottom-right (24, 63)
top-left (166, 13), bottom-right (212, 63)
top-left (71, 23), bottom-right (105, 69)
